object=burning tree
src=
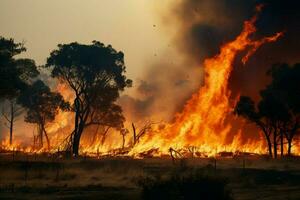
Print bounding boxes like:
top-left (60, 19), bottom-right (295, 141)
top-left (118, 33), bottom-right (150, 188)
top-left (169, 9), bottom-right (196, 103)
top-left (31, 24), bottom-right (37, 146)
top-left (46, 41), bottom-right (132, 156)
top-left (18, 80), bottom-right (69, 150)
top-left (0, 36), bottom-right (39, 145)
top-left (235, 63), bottom-right (300, 158)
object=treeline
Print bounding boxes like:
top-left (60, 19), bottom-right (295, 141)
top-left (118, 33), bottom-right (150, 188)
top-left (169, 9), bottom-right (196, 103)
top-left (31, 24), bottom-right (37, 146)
top-left (0, 37), bottom-right (132, 156)
top-left (235, 63), bottom-right (300, 158)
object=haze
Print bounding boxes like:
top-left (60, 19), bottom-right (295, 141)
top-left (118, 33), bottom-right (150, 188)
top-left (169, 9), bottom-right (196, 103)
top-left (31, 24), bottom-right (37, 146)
top-left (0, 0), bottom-right (170, 81)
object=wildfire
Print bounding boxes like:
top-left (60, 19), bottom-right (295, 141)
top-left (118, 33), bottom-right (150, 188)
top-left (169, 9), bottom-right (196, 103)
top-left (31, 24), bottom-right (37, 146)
top-left (2, 7), bottom-right (297, 158)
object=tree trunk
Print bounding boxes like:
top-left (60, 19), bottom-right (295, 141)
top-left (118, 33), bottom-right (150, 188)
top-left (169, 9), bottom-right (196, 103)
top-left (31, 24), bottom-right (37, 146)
top-left (38, 124), bottom-right (43, 148)
top-left (285, 126), bottom-right (298, 157)
top-left (72, 98), bottom-right (81, 156)
top-left (71, 97), bottom-right (91, 157)
top-left (72, 134), bottom-right (80, 157)
top-left (266, 138), bottom-right (273, 158)
top-left (9, 120), bottom-right (13, 145)
top-left (41, 124), bottom-right (50, 150)
top-left (263, 129), bottom-right (272, 158)
top-left (9, 101), bottom-right (14, 145)
top-left (72, 121), bottom-right (85, 156)
top-left (273, 132), bottom-right (277, 159)
top-left (280, 132), bottom-right (284, 157)
top-left (132, 123), bottom-right (136, 145)
top-left (101, 127), bottom-right (110, 145)
top-left (287, 139), bottom-right (292, 156)
top-left (122, 135), bottom-right (125, 149)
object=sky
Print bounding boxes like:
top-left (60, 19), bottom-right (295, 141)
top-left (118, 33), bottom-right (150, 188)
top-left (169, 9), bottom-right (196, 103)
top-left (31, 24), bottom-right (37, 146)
top-left (0, 0), bottom-right (171, 82)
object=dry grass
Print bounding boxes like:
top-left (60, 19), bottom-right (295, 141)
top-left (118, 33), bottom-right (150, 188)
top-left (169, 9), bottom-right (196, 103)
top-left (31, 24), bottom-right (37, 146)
top-left (0, 153), bottom-right (300, 199)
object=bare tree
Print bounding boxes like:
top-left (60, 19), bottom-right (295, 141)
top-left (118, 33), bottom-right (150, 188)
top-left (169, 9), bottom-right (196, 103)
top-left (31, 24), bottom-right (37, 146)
top-left (131, 121), bottom-right (156, 146)
top-left (120, 128), bottom-right (129, 149)
top-left (2, 99), bottom-right (23, 145)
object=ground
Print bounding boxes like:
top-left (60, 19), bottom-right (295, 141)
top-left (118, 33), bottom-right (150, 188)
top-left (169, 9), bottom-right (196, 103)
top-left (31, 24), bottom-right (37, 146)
top-left (0, 152), bottom-right (300, 200)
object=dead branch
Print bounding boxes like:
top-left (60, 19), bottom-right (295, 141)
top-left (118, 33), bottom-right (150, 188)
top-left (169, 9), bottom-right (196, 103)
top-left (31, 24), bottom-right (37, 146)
top-left (169, 147), bottom-right (183, 162)
top-left (132, 120), bottom-right (158, 146)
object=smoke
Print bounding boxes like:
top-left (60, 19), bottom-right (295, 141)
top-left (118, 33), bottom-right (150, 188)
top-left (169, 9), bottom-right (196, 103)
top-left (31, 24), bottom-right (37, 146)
top-left (166, 0), bottom-right (300, 99)
top-left (230, 0), bottom-right (300, 99)
top-left (169, 0), bottom-right (255, 63)
top-left (119, 58), bottom-right (201, 123)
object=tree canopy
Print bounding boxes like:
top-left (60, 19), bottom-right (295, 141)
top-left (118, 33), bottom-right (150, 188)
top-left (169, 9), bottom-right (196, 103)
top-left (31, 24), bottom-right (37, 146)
top-left (0, 37), bottom-right (39, 99)
top-left (0, 36), bottom-right (39, 145)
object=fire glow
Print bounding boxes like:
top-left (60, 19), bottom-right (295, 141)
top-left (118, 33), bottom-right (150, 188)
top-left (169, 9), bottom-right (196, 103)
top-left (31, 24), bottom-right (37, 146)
top-left (1, 7), bottom-right (298, 158)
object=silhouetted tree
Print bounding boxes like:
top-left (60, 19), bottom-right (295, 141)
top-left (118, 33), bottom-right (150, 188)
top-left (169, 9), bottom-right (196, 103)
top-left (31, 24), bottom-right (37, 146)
top-left (1, 99), bottom-right (23, 145)
top-left (18, 80), bottom-right (69, 150)
top-left (258, 89), bottom-right (289, 158)
top-left (0, 37), bottom-right (39, 144)
top-left (46, 41), bottom-right (132, 156)
top-left (266, 63), bottom-right (300, 156)
top-left (235, 96), bottom-right (273, 157)
top-left (235, 63), bottom-right (300, 158)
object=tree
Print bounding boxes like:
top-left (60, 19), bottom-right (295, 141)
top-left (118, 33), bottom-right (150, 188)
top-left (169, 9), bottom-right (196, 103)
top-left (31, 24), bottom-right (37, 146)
top-left (234, 96), bottom-right (274, 157)
top-left (46, 41), bottom-right (132, 156)
top-left (0, 37), bottom-right (38, 98)
top-left (1, 99), bottom-right (23, 145)
top-left (120, 128), bottom-right (129, 149)
top-left (18, 80), bottom-right (69, 150)
top-left (235, 63), bottom-right (300, 158)
top-left (266, 63), bottom-right (300, 156)
top-left (258, 89), bottom-right (289, 158)
top-left (0, 37), bottom-right (39, 144)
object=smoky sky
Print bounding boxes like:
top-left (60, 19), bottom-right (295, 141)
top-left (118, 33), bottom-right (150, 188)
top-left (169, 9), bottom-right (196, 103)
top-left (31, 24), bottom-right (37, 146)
top-left (168, 0), bottom-right (300, 99)
top-left (119, 60), bottom-right (200, 122)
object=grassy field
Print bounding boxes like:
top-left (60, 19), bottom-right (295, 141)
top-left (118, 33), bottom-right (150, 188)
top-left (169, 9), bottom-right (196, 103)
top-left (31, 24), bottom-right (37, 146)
top-left (0, 152), bottom-right (300, 200)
